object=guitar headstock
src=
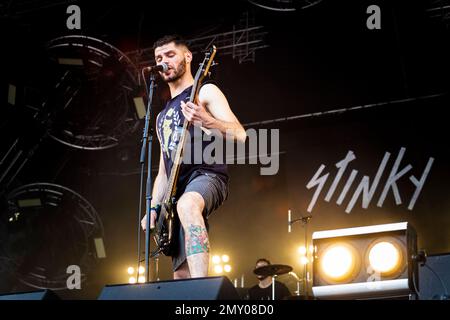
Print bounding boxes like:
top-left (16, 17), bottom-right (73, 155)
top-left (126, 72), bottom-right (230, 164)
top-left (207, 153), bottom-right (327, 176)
top-left (190, 46), bottom-right (218, 103)
top-left (194, 45), bottom-right (217, 83)
top-left (202, 45), bottom-right (217, 78)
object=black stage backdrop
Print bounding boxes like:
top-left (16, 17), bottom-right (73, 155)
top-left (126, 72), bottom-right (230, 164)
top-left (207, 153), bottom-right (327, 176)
top-left (0, 0), bottom-right (448, 298)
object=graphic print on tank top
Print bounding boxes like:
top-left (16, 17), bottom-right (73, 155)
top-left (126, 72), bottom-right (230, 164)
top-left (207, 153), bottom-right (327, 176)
top-left (159, 105), bottom-right (182, 162)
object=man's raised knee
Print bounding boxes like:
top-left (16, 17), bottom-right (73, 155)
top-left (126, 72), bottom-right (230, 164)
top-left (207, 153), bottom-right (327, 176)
top-left (177, 193), bottom-right (204, 223)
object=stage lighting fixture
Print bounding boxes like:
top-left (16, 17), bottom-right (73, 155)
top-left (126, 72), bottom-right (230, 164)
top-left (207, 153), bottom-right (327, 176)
top-left (312, 222), bottom-right (418, 299)
top-left (212, 255), bottom-right (221, 264)
top-left (214, 265), bottom-right (223, 274)
top-left (128, 277), bottom-right (136, 284)
top-left (298, 246), bottom-right (307, 255)
top-left (127, 267), bottom-right (134, 275)
top-left (8, 84), bottom-right (16, 105)
top-left (94, 238), bottom-right (107, 258)
top-left (133, 97), bottom-right (146, 119)
top-left (320, 244), bottom-right (357, 282)
top-left (138, 266), bottom-right (145, 275)
top-left (300, 256), bottom-right (309, 266)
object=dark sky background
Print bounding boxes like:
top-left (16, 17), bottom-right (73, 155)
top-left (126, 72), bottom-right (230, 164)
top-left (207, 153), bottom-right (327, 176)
top-left (0, 0), bottom-right (449, 299)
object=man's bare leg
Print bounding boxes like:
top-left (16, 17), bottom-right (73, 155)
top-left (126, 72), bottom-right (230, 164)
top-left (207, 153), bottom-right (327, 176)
top-left (177, 191), bottom-right (209, 278)
top-left (174, 260), bottom-right (191, 279)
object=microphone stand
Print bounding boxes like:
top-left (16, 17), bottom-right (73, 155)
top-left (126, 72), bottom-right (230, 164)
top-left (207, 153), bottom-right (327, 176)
top-left (288, 210), bottom-right (312, 299)
top-left (136, 72), bottom-right (157, 283)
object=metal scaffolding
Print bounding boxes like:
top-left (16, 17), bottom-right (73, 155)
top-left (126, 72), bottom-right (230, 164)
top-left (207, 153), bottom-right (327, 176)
top-left (126, 12), bottom-right (268, 68)
top-left (426, 0), bottom-right (450, 27)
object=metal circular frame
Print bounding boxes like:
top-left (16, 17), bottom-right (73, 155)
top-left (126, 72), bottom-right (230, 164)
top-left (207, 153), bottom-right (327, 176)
top-left (2, 182), bottom-right (104, 291)
top-left (45, 35), bottom-right (142, 150)
top-left (248, 0), bottom-right (323, 11)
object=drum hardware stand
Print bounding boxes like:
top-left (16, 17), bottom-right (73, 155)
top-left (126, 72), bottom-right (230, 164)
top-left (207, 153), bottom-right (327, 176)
top-left (288, 209), bottom-right (312, 299)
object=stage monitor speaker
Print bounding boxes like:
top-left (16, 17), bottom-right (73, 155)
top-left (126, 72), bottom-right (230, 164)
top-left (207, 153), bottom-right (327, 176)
top-left (0, 289), bottom-right (59, 300)
top-left (419, 253), bottom-right (450, 300)
top-left (98, 276), bottom-right (240, 300)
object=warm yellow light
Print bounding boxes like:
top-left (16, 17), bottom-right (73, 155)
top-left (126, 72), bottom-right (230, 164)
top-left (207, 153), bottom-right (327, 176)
top-left (221, 254), bottom-right (230, 263)
top-left (212, 255), bottom-right (221, 264)
top-left (300, 256), bottom-right (309, 265)
top-left (298, 246), bottom-right (307, 255)
top-left (128, 277), bottom-right (136, 284)
top-left (224, 264), bottom-right (232, 273)
top-left (138, 276), bottom-right (146, 283)
top-left (214, 265), bottom-right (223, 274)
top-left (368, 241), bottom-right (400, 273)
top-left (138, 266), bottom-right (145, 274)
top-left (127, 267), bottom-right (134, 275)
top-left (321, 245), bottom-right (355, 280)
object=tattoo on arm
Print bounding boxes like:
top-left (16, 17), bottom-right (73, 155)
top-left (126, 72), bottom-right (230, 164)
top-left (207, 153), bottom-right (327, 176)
top-left (186, 224), bottom-right (210, 256)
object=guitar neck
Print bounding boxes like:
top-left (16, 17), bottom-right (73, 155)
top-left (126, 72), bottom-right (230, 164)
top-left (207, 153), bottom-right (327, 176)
top-left (163, 82), bottom-right (200, 203)
top-left (163, 117), bottom-right (190, 203)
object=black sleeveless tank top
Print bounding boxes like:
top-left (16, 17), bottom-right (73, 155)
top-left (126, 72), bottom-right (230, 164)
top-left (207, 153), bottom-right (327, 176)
top-left (156, 85), bottom-right (228, 191)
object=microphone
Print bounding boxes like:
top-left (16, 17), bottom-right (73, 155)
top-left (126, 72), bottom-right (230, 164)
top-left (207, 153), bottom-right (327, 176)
top-left (301, 215), bottom-right (312, 222)
top-left (143, 62), bottom-right (168, 73)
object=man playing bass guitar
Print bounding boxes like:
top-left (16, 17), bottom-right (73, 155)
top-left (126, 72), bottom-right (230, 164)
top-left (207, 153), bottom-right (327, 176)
top-left (141, 35), bottom-right (246, 279)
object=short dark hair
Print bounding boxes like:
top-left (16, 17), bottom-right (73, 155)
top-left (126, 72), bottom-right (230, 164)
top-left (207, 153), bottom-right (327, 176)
top-left (152, 34), bottom-right (190, 51)
top-left (256, 258), bottom-right (271, 266)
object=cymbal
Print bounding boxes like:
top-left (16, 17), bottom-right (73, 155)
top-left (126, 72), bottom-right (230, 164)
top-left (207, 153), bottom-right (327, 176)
top-left (253, 264), bottom-right (293, 277)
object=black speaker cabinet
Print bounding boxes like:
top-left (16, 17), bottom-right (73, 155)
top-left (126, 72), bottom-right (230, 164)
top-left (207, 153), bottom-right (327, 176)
top-left (419, 253), bottom-right (450, 300)
top-left (0, 289), bottom-right (59, 300)
top-left (98, 276), bottom-right (240, 300)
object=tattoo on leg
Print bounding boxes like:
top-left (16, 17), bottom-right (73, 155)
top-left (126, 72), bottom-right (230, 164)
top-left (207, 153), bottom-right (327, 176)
top-left (186, 224), bottom-right (210, 256)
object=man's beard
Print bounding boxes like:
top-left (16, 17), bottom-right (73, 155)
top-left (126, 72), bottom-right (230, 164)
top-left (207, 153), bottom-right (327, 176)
top-left (164, 59), bottom-right (187, 83)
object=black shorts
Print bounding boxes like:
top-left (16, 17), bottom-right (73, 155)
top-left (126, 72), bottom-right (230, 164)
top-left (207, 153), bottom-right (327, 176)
top-left (172, 171), bottom-right (229, 271)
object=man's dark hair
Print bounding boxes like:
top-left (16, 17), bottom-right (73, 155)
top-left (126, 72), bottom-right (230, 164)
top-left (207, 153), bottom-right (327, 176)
top-left (256, 258), bottom-right (271, 266)
top-left (152, 34), bottom-right (190, 51)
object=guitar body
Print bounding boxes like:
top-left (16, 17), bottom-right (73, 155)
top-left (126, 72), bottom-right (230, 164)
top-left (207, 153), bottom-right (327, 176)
top-left (153, 198), bottom-right (179, 256)
top-left (151, 46), bottom-right (217, 257)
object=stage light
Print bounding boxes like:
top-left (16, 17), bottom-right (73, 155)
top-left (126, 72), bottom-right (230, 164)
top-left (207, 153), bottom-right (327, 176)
top-left (298, 246), bottom-right (307, 255)
top-left (214, 265), bottom-right (223, 274)
top-left (138, 276), bottom-right (145, 283)
top-left (212, 255), bottom-right (221, 264)
top-left (133, 97), bottom-right (146, 119)
top-left (127, 267), bottom-right (134, 275)
top-left (320, 244), bottom-right (356, 281)
top-left (368, 241), bottom-right (402, 275)
top-left (128, 277), bottom-right (136, 284)
top-left (58, 58), bottom-right (84, 66)
top-left (312, 222), bottom-right (418, 299)
top-left (17, 198), bottom-right (42, 208)
top-left (138, 266), bottom-right (145, 275)
top-left (300, 256), bottom-right (309, 265)
top-left (8, 84), bottom-right (16, 106)
top-left (224, 265), bottom-right (232, 273)
top-left (221, 255), bottom-right (230, 263)
top-left (94, 238), bottom-right (106, 258)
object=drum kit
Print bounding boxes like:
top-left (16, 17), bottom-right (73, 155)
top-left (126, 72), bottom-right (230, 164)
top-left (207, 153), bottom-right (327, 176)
top-left (253, 264), bottom-right (294, 300)
top-left (250, 211), bottom-right (313, 300)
